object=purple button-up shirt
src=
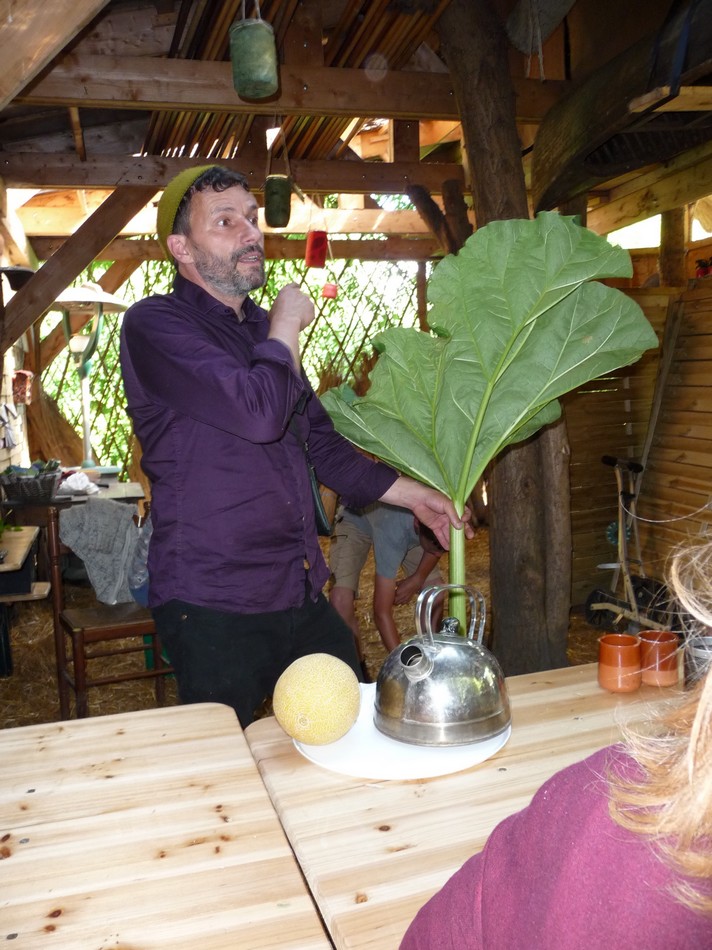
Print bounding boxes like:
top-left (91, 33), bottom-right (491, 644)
top-left (120, 275), bottom-right (397, 613)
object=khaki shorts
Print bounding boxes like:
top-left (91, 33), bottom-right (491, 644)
top-left (329, 517), bottom-right (371, 593)
top-left (329, 517), bottom-right (442, 596)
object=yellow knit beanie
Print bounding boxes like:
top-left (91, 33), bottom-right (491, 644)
top-left (156, 165), bottom-right (217, 258)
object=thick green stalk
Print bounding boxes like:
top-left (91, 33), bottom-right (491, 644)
top-left (448, 515), bottom-right (467, 631)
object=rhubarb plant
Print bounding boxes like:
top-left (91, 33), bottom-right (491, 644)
top-left (321, 212), bottom-right (659, 628)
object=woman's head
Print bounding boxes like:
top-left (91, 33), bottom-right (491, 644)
top-left (609, 539), bottom-right (712, 914)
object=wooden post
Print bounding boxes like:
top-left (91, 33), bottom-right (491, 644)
top-left (659, 208), bottom-right (686, 286)
top-left (437, 0), bottom-right (571, 673)
top-left (416, 262), bottom-right (428, 332)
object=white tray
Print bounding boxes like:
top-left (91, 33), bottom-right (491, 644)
top-left (294, 683), bottom-right (511, 780)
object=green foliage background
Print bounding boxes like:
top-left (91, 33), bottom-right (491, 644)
top-left (40, 249), bottom-right (429, 473)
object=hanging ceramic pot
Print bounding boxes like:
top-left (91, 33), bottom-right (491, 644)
top-left (321, 282), bottom-right (338, 299)
top-left (305, 230), bottom-right (328, 268)
top-left (264, 174), bottom-right (292, 228)
top-left (229, 1), bottom-right (279, 100)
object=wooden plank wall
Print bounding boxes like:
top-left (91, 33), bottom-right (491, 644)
top-left (563, 287), bottom-right (679, 605)
top-left (637, 282), bottom-right (712, 579)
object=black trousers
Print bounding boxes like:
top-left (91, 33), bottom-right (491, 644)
top-left (153, 591), bottom-right (361, 728)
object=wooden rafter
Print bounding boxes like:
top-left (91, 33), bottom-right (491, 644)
top-left (2, 186), bottom-right (156, 352)
top-left (0, 0), bottom-right (110, 111)
top-left (17, 54), bottom-right (564, 125)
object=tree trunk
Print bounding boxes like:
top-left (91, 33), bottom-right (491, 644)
top-left (27, 383), bottom-right (84, 466)
top-left (437, 0), bottom-right (572, 673)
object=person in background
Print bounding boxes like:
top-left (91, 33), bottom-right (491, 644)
top-left (329, 503), bottom-right (444, 673)
top-left (400, 540), bottom-right (712, 949)
top-left (120, 164), bottom-right (471, 729)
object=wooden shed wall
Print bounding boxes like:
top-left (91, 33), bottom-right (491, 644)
top-left (563, 288), bottom-right (680, 605)
top-left (637, 282), bottom-right (712, 578)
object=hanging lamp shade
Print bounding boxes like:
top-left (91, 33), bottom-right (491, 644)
top-left (55, 282), bottom-right (127, 314)
top-left (229, 1), bottom-right (279, 100)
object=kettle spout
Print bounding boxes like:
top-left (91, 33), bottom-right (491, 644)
top-left (400, 642), bottom-right (434, 682)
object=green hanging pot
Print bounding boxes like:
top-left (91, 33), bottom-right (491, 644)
top-left (264, 174), bottom-right (292, 228)
top-left (229, 4), bottom-right (279, 101)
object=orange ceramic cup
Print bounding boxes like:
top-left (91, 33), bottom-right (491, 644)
top-left (598, 633), bottom-right (642, 692)
top-left (639, 630), bottom-right (680, 687)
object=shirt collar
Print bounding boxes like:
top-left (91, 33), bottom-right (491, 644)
top-left (172, 272), bottom-right (264, 323)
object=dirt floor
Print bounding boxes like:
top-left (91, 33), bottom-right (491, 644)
top-left (0, 528), bottom-right (600, 729)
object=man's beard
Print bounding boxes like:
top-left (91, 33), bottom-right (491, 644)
top-left (192, 243), bottom-right (265, 296)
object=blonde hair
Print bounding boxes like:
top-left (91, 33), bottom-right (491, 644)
top-left (609, 541), bottom-right (712, 914)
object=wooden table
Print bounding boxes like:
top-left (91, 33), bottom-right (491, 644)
top-left (0, 703), bottom-right (332, 949)
top-left (65, 480), bottom-right (145, 504)
top-left (0, 526), bottom-right (46, 676)
top-left (0, 482), bottom-right (145, 521)
top-left (245, 663), bottom-right (679, 950)
top-left (0, 525), bottom-right (39, 573)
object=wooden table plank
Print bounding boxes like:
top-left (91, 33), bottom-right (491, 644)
top-left (0, 526), bottom-right (40, 675)
top-left (245, 663), bottom-right (679, 950)
top-left (0, 703), bottom-right (332, 949)
top-left (0, 525), bottom-right (38, 572)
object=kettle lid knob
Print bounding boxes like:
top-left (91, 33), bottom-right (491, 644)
top-left (440, 617), bottom-right (460, 636)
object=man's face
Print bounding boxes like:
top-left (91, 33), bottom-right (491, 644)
top-left (181, 185), bottom-right (266, 297)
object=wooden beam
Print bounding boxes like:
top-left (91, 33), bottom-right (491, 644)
top-left (19, 201), bottom-right (453, 238)
top-left (0, 0), bottom-right (110, 111)
top-left (659, 208), bottom-right (686, 286)
top-left (0, 181), bottom-right (36, 267)
top-left (407, 185), bottom-right (455, 253)
top-left (629, 85), bottom-right (712, 113)
top-left (391, 121), bottom-right (420, 163)
top-left (532, 2), bottom-right (712, 211)
top-left (0, 153), bottom-right (464, 196)
top-left (587, 140), bottom-right (712, 235)
top-left (17, 53), bottom-right (565, 123)
top-left (2, 186), bottom-right (156, 351)
top-left (30, 235), bottom-right (442, 264)
top-left (67, 107), bottom-right (87, 162)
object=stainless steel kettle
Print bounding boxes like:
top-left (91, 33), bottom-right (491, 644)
top-left (374, 585), bottom-right (511, 747)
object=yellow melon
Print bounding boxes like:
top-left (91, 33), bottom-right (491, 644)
top-left (273, 653), bottom-right (361, 745)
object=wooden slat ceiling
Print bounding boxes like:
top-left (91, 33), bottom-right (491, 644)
top-left (141, 0), bottom-right (452, 162)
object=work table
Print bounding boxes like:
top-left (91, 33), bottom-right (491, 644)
top-left (0, 703), bottom-right (331, 949)
top-left (245, 663), bottom-right (677, 949)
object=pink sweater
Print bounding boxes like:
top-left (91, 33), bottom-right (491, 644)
top-left (401, 746), bottom-right (711, 949)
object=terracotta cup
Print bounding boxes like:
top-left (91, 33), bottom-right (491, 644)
top-left (639, 630), bottom-right (680, 687)
top-left (598, 633), bottom-right (642, 693)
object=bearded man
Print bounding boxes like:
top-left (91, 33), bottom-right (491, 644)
top-left (120, 165), bottom-right (469, 727)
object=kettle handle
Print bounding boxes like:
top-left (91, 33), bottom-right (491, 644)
top-left (415, 585), bottom-right (486, 644)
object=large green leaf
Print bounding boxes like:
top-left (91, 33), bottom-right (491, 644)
top-left (322, 212), bottom-right (658, 513)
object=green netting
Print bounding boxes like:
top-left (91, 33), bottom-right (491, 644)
top-left (41, 253), bottom-right (432, 472)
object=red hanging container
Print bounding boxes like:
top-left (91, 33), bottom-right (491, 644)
top-left (305, 230), bottom-right (328, 268)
